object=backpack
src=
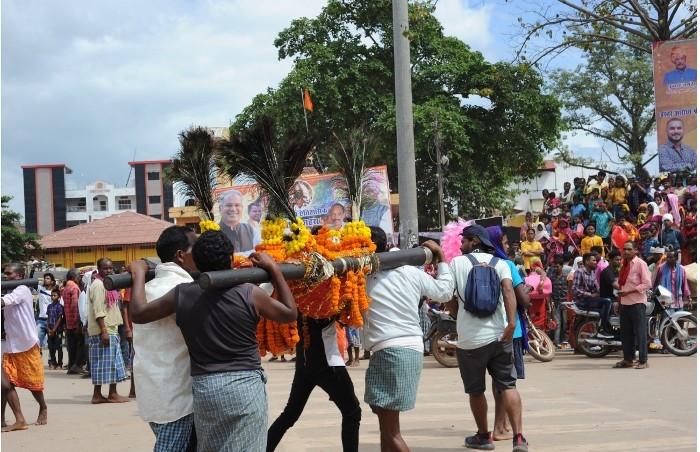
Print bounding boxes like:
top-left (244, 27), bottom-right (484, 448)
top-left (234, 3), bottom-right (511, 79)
top-left (459, 254), bottom-right (501, 318)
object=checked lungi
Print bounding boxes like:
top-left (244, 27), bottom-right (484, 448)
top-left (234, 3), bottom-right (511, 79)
top-left (3, 345), bottom-right (45, 392)
top-left (150, 413), bottom-right (196, 452)
top-left (88, 334), bottom-right (127, 385)
top-left (192, 369), bottom-right (267, 452)
top-left (364, 347), bottom-right (422, 412)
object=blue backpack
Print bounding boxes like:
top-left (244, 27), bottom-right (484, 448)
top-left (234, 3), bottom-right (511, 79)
top-left (460, 254), bottom-right (501, 318)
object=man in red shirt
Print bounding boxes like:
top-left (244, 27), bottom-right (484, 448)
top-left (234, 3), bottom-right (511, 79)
top-left (62, 269), bottom-right (84, 375)
top-left (614, 241), bottom-right (652, 369)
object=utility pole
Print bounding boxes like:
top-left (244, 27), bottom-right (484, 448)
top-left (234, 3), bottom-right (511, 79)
top-left (434, 116), bottom-right (446, 229)
top-left (392, 0), bottom-right (418, 249)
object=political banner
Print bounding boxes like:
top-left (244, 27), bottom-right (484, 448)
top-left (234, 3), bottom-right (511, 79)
top-left (213, 166), bottom-right (394, 255)
top-left (652, 39), bottom-right (697, 173)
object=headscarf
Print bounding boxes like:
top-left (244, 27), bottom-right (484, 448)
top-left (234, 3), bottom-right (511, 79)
top-left (94, 272), bottom-right (120, 309)
top-left (666, 193), bottom-right (681, 225)
top-left (486, 226), bottom-right (509, 260)
top-left (569, 257), bottom-right (583, 278)
top-left (647, 202), bottom-right (661, 217)
top-left (534, 221), bottom-right (550, 241)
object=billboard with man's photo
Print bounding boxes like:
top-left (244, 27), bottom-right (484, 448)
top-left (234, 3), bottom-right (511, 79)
top-left (652, 39), bottom-right (697, 173)
top-left (213, 166), bottom-right (394, 255)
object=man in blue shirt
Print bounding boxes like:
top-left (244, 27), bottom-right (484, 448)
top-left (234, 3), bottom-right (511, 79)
top-left (658, 118), bottom-right (696, 173)
top-left (590, 203), bottom-right (614, 242)
top-left (663, 47), bottom-right (697, 88)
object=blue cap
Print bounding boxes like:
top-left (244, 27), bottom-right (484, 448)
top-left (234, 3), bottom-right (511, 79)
top-left (461, 224), bottom-right (495, 250)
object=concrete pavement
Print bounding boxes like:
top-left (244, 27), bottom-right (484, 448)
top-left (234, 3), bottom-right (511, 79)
top-left (2, 351), bottom-right (696, 451)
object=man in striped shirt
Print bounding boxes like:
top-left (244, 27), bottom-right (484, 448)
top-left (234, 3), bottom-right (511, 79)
top-left (571, 253), bottom-right (614, 338)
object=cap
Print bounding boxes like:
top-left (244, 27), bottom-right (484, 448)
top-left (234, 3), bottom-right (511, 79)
top-left (460, 224), bottom-right (496, 250)
top-left (662, 213), bottom-right (674, 222)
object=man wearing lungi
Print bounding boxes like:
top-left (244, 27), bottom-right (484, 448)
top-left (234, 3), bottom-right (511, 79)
top-left (134, 226), bottom-right (198, 452)
top-left (129, 231), bottom-right (298, 452)
top-left (88, 258), bottom-right (129, 404)
top-left (363, 228), bottom-right (454, 452)
top-left (1, 263), bottom-right (48, 431)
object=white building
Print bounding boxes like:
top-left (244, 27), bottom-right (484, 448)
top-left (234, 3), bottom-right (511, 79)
top-left (510, 160), bottom-right (595, 215)
top-left (65, 180), bottom-right (137, 227)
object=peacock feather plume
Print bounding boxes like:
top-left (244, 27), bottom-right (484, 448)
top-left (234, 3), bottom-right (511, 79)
top-left (216, 117), bottom-right (316, 220)
top-left (166, 126), bottom-right (219, 221)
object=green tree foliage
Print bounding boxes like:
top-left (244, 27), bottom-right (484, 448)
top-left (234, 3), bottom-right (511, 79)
top-left (231, 0), bottom-right (561, 228)
top-left (552, 33), bottom-right (656, 176)
top-left (1, 196), bottom-right (41, 263)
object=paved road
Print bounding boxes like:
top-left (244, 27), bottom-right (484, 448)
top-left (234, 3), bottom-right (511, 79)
top-left (3, 351), bottom-right (696, 451)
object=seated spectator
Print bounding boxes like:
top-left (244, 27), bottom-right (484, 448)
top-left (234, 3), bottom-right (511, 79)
top-left (572, 253), bottom-right (614, 338)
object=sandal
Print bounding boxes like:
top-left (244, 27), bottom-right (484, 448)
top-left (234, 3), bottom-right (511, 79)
top-left (613, 360), bottom-right (634, 368)
top-left (634, 362), bottom-right (649, 369)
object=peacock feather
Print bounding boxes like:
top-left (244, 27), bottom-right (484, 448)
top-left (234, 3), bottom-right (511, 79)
top-left (216, 117), bottom-right (316, 220)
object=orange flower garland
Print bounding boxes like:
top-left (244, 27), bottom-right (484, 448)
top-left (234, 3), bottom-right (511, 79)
top-left (252, 217), bottom-right (376, 355)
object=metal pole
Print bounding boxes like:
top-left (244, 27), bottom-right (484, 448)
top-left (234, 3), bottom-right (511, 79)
top-left (97, 247), bottom-right (433, 291)
top-left (301, 88), bottom-right (309, 133)
top-left (435, 116), bottom-right (446, 229)
top-left (392, 0), bottom-right (418, 249)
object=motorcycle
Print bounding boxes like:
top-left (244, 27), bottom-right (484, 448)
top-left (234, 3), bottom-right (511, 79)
top-left (569, 286), bottom-right (697, 358)
top-left (523, 308), bottom-right (556, 362)
top-left (424, 308), bottom-right (458, 368)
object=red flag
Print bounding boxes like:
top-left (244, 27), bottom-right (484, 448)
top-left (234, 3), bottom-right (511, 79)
top-left (303, 89), bottom-right (314, 112)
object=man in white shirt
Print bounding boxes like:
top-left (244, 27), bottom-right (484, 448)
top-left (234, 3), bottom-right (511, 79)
top-left (450, 225), bottom-right (527, 452)
top-left (36, 273), bottom-right (57, 351)
top-left (2, 263), bottom-right (48, 431)
top-left (132, 226), bottom-right (198, 451)
top-left (363, 227), bottom-right (454, 452)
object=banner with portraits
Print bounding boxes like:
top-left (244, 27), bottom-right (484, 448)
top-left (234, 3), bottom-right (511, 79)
top-left (652, 39), bottom-right (697, 173)
top-left (213, 166), bottom-right (394, 255)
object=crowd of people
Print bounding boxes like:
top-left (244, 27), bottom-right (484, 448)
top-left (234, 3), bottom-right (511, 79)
top-left (511, 170), bottom-right (696, 356)
top-left (0, 170), bottom-right (696, 452)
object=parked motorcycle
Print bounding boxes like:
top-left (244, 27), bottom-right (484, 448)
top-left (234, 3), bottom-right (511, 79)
top-left (523, 309), bottom-right (556, 362)
top-left (424, 308), bottom-right (458, 368)
top-left (570, 286), bottom-right (696, 358)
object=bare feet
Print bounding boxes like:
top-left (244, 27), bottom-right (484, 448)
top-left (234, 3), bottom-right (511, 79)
top-left (492, 429), bottom-right (513, 441)
top-left (1, 421), bottom-right (29, 432)
top-left (91, 394), bottom-right (110, 404)
top-left (35, 408), bottom-right (48, 425)
top-left (107, 394), bottom-right (130, 403)
top-left (351, 359), bottom-right (360, 367)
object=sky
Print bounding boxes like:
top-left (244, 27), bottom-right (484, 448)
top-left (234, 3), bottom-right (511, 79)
top-left (1, 0), bottom-right (653, 217)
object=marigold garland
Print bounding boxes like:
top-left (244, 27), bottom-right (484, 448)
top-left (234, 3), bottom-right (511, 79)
top-left (199, 219), bottom-right (221, 232)
top-left (253, 216), bottom-right (375, 355)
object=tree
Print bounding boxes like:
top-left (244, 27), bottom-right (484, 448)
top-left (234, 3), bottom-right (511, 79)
top-left (232, 0), bottom-right (561, 228)
top-left (552, 33), bottom-right (656, 176)
top-left (1, 196), bottom-right (41, 263)
top-left (516, 0), bottom-right (697, 64)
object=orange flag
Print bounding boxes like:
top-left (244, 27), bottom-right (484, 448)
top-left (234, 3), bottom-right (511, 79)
top-left (303, 89), bottom-right (314, 112)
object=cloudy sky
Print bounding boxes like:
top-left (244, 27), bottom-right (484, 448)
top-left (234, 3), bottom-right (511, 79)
top-left (1, 0), bottom-right (638, 216)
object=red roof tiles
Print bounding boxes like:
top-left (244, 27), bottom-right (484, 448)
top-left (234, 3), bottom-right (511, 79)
top-left (40, 211), bottom-right (173, 249)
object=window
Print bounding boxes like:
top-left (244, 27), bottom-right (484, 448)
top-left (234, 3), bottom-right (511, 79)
top-left (118, 198), bottom-right (132, 210)
top-left (147, 171), bottom-right (160, 181)
top-left (106, 246), bottom-right (122, 252)
top-left (100, 200), bottom-right (107, 210)
top-left (44, 249), bottom-right (60, 255)
top-left (74, 247), bottom-right (91, 253)
top-left (140, 245), bottom-right (154, 249)
top-left (150, 214), bottom-right (162, 219)
top-left (148, 196), bottom-right (161, 204)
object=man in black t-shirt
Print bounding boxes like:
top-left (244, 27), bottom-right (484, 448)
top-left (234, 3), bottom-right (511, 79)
top-left (599, 249), bottom-right (621, 301)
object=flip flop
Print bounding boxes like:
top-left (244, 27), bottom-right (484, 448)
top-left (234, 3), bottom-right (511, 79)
top-left (613, 360), bottom-right (634, 368)
top-left (634, 362), bottom-right (649, 369)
